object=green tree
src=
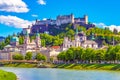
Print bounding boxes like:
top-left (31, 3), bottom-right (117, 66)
top-left (13, 53), bottom-right (24, 60)
top-left (19, 36), bottom-right (24, 44)
top-left (65, 48), bottom-right (74, 62)
top-left (57, 51), bottom-right (66, 61)
top-left (36, 53), bottom-right (47, 61)
top-left (25, 52), bottom-right (33, 60)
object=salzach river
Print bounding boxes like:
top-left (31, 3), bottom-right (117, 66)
top-left (0, 67), bottom-right (120, 80)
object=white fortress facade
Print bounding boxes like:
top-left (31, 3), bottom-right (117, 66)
top-left (33, 14), bottom-right (88, 26)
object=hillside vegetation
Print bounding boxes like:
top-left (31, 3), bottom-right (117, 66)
top-left (1, 24), bottom-right (120, 49)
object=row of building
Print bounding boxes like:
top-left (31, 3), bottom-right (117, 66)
top-left (0, 14), bottom-right (99, 61)
top-left (0, 28), bottom-right (99, 61)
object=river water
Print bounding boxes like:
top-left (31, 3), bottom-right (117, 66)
top-left (0, 67), bottom-right (120, 80)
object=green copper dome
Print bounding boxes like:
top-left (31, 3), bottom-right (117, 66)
top-left (76, 28), bottom-right (78, 35)
top-left (11, 36), bottom-right (19, 42)
top-left (36, 33), bottom-right (40, 37)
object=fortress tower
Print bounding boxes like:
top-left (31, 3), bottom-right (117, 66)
top-left (71, 13), bottom-right (74, 23)
top-left (84, 15), bottom-right (88, 24)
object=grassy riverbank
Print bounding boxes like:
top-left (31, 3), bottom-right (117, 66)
top-left (3, 63), bottom-right (54, 68)
top-left (54, 64), bottom-right (120, 71)
top-left (3, 63), bottom-right (120, 71)
top-left (0, 70), bottom-right (17, 80)
top-left (3, 63), bottom-right (37, 68)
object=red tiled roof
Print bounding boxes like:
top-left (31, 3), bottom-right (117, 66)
top-left (51, 46), bottom-right (60, 49)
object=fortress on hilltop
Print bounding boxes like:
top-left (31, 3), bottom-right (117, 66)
top-left (22, 14), bottom-right (94, 35)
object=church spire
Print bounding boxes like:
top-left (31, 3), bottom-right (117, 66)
top-left (91, 33), bottom-right (95, 40)
top-left (25, 31), bottom-right (29, 36)
top-left (36, 30), bottom-right (40, 37)
top-left (76, 27), bottom-right (78, 35)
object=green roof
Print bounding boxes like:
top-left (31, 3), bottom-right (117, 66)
top-left (76, 28), bottom-right (78, 35)
top-left (10, 36), bottom-right (19, 42)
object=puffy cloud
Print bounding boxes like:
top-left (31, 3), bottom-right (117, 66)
top-left (106, 25), bottom-right (120, 32)
top-left (0, 0), bottom-right (29, 13)
top-left (93, 23), bottom-right (106, 28)
top-left (94, 23), bottom-right (120, 32)
top-left (32, 14), bottom-right (38, 17)
top-left (0, 15), bottom-right (32, 28)
top-left (43, 18), bottom-right (47, 20)
top-left (37, 0), bottom-right (46, 5)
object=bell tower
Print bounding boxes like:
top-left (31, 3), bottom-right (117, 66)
top-left (36, 31), bottom-right (41, 48)
top-left (24, 31), bottom-right (30, 45)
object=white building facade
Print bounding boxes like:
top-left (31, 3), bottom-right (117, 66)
top-left (63, 29), bottom-right (98, 51)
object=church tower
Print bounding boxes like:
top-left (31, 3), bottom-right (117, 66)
top-left (10, 33), bottom-right (19, 46)
top-left (24, 31), bottom-right (30, 45)
top-left (90, 33), bottom-right (95, 41)
top-left (74, 28), bottom-right (81, 47)
top-left (35, 31), bottom-right (41, 48)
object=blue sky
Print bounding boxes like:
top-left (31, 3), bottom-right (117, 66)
top-left (0, 0), bottom-right (120, 37)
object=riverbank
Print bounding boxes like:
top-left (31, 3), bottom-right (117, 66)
top-left (54, 64), bottom-right (120, 71)
top-left (3, 63), bottom-right (54, 68)
top-left (0, 70), bottom-right (17, 80)
top-left (2, 63), bottom-right (120, 71)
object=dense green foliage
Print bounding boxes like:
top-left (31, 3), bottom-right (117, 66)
top-left (57, 45), bottom-right (120, 63)
top-left (25, 52), bottom-right (33, 60)
top-left (35, 53), bottom-right (47, 61)
top-left (12, 52), bottom-right (47, 62)
top-left (13, 53), bottom-right (24, 60)
top-left (0, 70), bottom-right (17, 80)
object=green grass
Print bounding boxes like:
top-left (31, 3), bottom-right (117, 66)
top-left (4, 63), bottom-right (37, 68)
top-left (0, 70), bottom-right (17, 80)
top-left (4, 63), bottom-right (120, 71)
top-left (54, 64), bottom-right (120, 71)
top-left (3, 63), bottom-right (54, 68)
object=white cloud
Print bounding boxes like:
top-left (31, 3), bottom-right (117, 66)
top-left (94, 23), bottom-right (120, 32)
top-left (0, 0), bottom-right (29, 13)
top-left (93, 23), bottom-right (106, 28)
top-left (0, 15), bottom-right (32, 28)
top-left (43, 18), bottom-right (47, 20)
top-left (37, 0), bottom-right (46, 5)
top-left (32, 14), bottom-right (38, 17)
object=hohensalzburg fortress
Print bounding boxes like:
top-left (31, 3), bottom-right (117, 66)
top-left (35, 13), bottom-right (88, 26)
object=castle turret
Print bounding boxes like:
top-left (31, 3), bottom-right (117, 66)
top-left (84, 15), bottom-right (88, 24)
top-left (71, 13), bottom-right (74, 23)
